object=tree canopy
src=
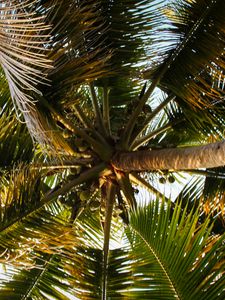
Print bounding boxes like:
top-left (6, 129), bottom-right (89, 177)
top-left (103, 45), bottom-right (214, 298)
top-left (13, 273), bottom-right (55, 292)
top-left (0, 0), bottom-right (224, 299)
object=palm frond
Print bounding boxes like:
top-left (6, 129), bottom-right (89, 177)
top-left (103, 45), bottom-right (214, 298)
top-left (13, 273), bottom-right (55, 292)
top-left (0, 163), bottom-right (106, 265)
top-left (144, 0), bottom-right (225, 109)
top-left (0, 114), bottom-right (34, 169)
top-left (37, 0), bottom-right (110, 101)
top-left (202, 167), bottom-right (225, 216)
top-left (0, 203), bottom-right (108, 299)
top-left (174, 168), bottom-right (225, 233)
top-left (0, 253), bottom-right (77, 300)
top-left (95, 0), bottom-right (166, 105)
top-left (0, 209), bottom-right (107, 300)
top-left (125, 198), bottom-right (225, 299)
top-left (132, 0), bottom-right (225, 148)
top-left (0, 66), bottom-right (12, 110)
top-left (0, 0), bottom-right (52, 142)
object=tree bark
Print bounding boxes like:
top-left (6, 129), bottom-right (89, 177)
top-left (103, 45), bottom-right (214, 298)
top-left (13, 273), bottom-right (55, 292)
top-left (112, 140), bottom-right (225, 171)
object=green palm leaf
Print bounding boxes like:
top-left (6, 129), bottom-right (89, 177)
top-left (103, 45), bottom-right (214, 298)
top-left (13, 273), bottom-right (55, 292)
top-left (0, 1), bottom-right (52, 140)
top-left (0, 253), bottom-right (75, 300)
top-left (40, 0), bottom-right (110, 100)
top-left (145, 0), bottom-right (225, 106)
top-left (0, 114), bottom-right (34, 169)
top-left (94, 0), bottom-right (165, 106)
top-left (0, 213), bottom-right (105, 300)
top-left (174, 168), bottom-right (225, 234)
top-left (0, 162), bottom-right (105, 265)
top-left (125, 198), bottom-right (225, 299)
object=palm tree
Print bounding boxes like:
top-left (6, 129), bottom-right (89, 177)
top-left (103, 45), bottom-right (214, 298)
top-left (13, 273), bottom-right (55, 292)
top-left (0, 0), bottom-right (224, 299)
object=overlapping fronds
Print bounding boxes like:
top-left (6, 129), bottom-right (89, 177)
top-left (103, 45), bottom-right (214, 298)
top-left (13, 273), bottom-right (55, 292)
top-left (145, 0), bottom-right (225, 109)
top-left (175, 168), bottom-right (225, 233)
top-left (0, 1), bottom-right (225, 298)
top-left (153, 96), bottom-right (225, 148)
top-left (0, 0), bottom-right (53, 142)
top-left (0, 253), bottom-right (75, 300)
top-left (124, 198), bottom-right (225, 299)
top-left (93, 0), bottom-right (165, 105)
top-left (38, 0), bottom-right (110, 102)
top-left (0, 66), bottom-right (12, 110)
top-left (0, 1), bottom-right (51, 105)
top-left (0, 113), bottom-right (33, 168)
top-left (0, 210), bottom-right (106, 300)
top-left (37, 0), bottom-right (167, 106)
top-left (0, 162), bottom-right (107, 266)
top-left (0, 184), bottom-right (224, 299)
top-left (0, 2), bottom-right (78, 154)
top-left (0, 163), bottom-right (70, 264)
top-left (0, 202), bottom-right (114, 299)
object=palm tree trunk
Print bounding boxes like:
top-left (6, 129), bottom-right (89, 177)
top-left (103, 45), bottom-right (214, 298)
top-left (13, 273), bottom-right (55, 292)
top-left (112, 140), bottom-right (225, 171)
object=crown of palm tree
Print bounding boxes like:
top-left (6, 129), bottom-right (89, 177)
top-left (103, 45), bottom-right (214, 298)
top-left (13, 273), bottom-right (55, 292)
top-left (0, 1), bottom-right (224, 299)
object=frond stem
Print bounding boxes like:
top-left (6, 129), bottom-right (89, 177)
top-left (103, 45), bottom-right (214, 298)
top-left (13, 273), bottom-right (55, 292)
top-left (131, 94), bottom-right (175, 145)
top-left (131, 120), bottom-right (176, 150)
top-left (29, 158), bottom-right (93, 171)
top-left (122, 0), bottom-right (217, 149)
top-left (22, 254), bottom-right (54, 300)
top-left (114, 170), bottom-right (137, 210)
top-left (39, 96), bottom-right (108, 158)
top-left (131, 227), bottom-right (180, 299)
top-left (74, 104), bottom-right (93, 129)
top-left (129, 173), bottom-right (170, 203)
top-left (89, 83), bottom-right (108, 137)
top-left (103, 86), bottom-right (111, 136)
top-left (121, 78), bottom-right (163, 149)
top-left (183, 169), bottom-right (225, 179)
top-left (0, 163), bottom-right (106, 234)
top-left (74, 103), bottom-right (111, 148)
top-left (102, 182), bottom-right (116, 300)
